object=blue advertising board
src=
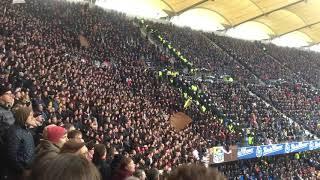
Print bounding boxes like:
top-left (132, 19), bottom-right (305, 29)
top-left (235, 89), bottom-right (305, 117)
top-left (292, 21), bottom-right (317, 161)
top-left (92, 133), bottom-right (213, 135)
top-left (237, 139), bottom-right (320, 160)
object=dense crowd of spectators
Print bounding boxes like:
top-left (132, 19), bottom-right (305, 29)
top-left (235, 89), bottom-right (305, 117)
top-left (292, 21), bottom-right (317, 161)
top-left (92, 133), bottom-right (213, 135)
top-left (265, 44), bottom-right (320, 87)
top-left (146, 22), bottom-right (258, 84)
top-left (0, 0), bottom-right (319, 179)
top-left (147, 20), bottom-right (319, 144)
top-left (207, 34), bottom-right (304, 84)
top-left (146, 21), bottom-right (314, 145)
top-left (203, 81), bottom-right (309, 145)
top-left (250, 83), bottom-right (320, 137)
top-left (0, 0), bottom-right (237, 175)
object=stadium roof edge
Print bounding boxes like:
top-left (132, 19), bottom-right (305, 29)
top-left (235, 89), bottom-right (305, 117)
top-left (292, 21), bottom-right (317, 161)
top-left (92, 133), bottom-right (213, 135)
top-left (157, 0), bottom-right (320, 43)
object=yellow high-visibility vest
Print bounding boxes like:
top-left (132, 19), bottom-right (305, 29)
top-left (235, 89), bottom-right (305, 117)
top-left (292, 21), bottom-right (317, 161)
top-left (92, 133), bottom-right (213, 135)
top-left (248, 136), bottom-right (254, 145)
top-left (191, 85), bottom-right (198, 92)
top-left (184, 97), bottom-right (192, 109)
top-left (201, 106), bottom-right (206, 112)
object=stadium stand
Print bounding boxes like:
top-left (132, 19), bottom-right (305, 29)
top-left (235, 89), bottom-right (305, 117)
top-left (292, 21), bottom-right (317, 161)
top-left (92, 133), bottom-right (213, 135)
top-left (0, 0), bottom-right (319, 179)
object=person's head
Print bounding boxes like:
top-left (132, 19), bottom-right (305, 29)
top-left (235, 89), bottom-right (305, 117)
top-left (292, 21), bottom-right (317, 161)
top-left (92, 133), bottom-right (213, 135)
top-left (60, 140), bottom-right (88, 157)
top-left (167, 164), bottom-right (225, 180)
top-left (43, 124), bottom-right (57, 139)
top-left (147, 168), bottom-right (160, 180)
top-left (133, 169), bottom-right (146, 180)
top-left (107, 146), bottom-right (118, 158)
top-left (67, 130), bottom-right (84, 143)
top-left (86, 140), bottom-right (95, 154)
top-left (86, 140), bottom-right (95, 150)
top-left (37, 104), bottom-right (44, 112)
top-left (92, 144), bottom-right (106, 164)
top-left (13, 106), bottom-right (36, 127)
top-left (118, 157), bottom-right (136, 173)
top-left (14, 88), bottom-right (22, 100)
top-left (33, 153), bottom-right (101, 180)
top-left (47, 126), bottom-right (68, 148)
top-left (64, 123), bottom-right (76, 132)
top-left (0, 85), bottom-right (14, 108)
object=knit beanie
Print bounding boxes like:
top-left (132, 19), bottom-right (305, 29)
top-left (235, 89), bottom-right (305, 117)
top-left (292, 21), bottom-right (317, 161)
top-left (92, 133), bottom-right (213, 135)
top-left (13, 106), bottom-right (32, 126)
top-left (0, 84), bottom-right (11, 96)
top-left (47, 126), bottom-right (66, 143)
top-left (60, 139), bottom-right (85, 154)
top-left (43, 124), bottom-right (57, 140)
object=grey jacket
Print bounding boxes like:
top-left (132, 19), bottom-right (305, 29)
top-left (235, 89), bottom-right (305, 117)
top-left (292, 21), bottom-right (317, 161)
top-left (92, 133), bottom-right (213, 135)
top-left (0, 105), bottom-right (15, 144)
top-left (0, 105), bottom-right (15, 126)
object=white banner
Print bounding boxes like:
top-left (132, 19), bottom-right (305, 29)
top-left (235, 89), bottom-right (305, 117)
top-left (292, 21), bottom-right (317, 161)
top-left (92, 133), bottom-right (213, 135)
top-left (12, 0), bottom-right (25, 4)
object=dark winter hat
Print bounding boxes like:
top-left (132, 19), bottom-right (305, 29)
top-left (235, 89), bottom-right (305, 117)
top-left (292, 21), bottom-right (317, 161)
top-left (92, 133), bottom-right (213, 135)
top-left (0, 84), bottom-right (11, 96)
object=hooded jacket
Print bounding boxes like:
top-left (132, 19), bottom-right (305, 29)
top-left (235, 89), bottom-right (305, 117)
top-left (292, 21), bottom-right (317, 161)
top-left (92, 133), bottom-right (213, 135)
top-left (35, 139), bottom-right (60, 156)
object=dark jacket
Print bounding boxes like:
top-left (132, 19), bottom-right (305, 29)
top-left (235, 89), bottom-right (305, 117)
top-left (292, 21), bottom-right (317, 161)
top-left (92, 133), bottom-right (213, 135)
top-left (0, 105), bottom-right (15, 126)
top-left (6, 125), bottom-right (35, 175)
top-left (0, 105), bottom-right (15, 145)
top-left (93, 160), bottom-right (111, 180)
top-left (111, 169), bottom-right (132, 180)
top-left (0, 105), bottom-right (15, 177)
